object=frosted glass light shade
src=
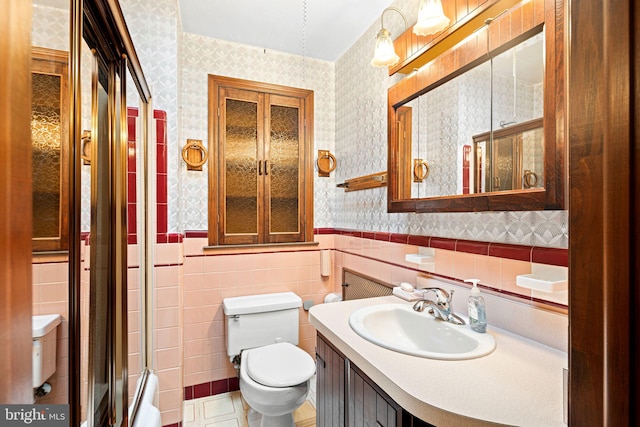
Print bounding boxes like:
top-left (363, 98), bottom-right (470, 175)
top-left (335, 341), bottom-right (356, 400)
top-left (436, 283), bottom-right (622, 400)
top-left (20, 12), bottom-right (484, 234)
top-left (413, 0), bottom-right (450, 36)
top-left (371, 28), bottom-right (400, 67)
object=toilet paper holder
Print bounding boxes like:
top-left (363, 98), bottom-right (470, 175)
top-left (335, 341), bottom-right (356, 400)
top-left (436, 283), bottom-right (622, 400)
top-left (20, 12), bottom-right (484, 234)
top-left (324, 293), bottom-right (342, 303)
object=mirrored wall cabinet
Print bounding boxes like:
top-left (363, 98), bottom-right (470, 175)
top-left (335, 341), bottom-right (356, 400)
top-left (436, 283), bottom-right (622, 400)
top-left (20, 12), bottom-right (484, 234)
top-left (387, 0), bottom-right (565, 213)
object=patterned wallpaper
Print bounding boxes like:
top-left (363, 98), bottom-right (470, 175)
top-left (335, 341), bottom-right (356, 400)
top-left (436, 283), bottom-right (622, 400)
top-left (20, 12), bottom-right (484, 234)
top-left (32, 5), bottom-right (68, 51)
top-left (32, 0), bottom-right (568, 248)
top-left (121, 0), bottom-right (181, 231)
top-left (179, 33), bottom-right (336, 231)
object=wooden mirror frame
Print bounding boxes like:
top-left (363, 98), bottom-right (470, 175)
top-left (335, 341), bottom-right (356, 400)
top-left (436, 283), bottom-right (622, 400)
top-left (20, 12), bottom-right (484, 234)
top-left (387, 0), bottom-right (565, 213)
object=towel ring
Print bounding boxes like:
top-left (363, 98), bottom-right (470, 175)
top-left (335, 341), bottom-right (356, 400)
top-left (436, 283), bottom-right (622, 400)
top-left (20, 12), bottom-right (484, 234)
top-left (413, 159), bottom-right (430, 182)
top-left (317, 150), bottom-right (337, 177)
top-left (81, 130), bottom-right (92, 164)
top-left (182, 139), bottom-right (208, 170)
top-left (523, 170), bottom-right (539, 188)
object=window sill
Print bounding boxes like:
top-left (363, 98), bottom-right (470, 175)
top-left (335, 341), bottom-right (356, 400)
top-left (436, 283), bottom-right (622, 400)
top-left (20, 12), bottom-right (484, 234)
top-left (203, 241), bottom-right (319, 252)
top-left (32, 250), bottom-right (69, 264)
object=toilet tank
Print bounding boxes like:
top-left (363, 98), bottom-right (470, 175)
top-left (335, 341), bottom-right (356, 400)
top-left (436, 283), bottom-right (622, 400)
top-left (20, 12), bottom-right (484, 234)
top-left (32, 314), bottom-right (61, 388)
top-left (223, 292), bottom-right (302, 357)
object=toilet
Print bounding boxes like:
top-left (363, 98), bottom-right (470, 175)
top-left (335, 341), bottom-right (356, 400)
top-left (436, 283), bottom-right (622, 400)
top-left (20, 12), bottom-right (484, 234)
top-left (32, 314), bottom-right (61, 390)
top-left (223, 292), bottom-right (316, 427)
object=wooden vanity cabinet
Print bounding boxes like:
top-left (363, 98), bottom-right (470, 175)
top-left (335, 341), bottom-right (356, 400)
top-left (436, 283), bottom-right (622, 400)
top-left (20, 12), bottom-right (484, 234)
top-left (316, 333), bottom-right (346, 426)
top-left (316, 333), bottom-right (435, 427)
top-left (348, 362), bottom-right (402, 427)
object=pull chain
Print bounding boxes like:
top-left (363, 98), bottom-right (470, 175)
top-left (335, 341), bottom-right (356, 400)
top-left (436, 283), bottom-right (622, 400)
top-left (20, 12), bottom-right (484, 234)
top-left (512, 50), bottom-right (517, 119)
top-left (302, 0), bottom-right (307, 87)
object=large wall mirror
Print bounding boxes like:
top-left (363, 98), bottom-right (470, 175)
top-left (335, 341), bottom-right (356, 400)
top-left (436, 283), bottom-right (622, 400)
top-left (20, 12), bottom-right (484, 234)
top-left (388, 0), bottom-right (565, 213)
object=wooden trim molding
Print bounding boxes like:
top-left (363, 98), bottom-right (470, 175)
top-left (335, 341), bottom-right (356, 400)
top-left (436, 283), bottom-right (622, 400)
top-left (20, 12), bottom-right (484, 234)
top-left (0, 0), bottom-right (35, 403)
top-left (569, 0), bottom-right (637, 424)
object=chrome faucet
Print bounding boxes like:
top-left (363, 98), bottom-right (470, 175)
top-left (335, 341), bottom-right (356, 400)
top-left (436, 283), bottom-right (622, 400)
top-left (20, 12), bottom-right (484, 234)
top-left (413, 287), bottom-right (465, 325)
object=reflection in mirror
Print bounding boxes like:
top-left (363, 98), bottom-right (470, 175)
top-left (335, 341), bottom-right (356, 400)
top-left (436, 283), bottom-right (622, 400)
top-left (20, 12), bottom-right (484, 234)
top-left (405, 61), bottom-right (491, 199)
top-left (491, 31), bottom-right (544, 130)
top-left (473, 118), bottom-right (544, 192)
top-left (395, 29), bottom-right (545, 200)
top-left (483, 31), bottom-right (545, 193)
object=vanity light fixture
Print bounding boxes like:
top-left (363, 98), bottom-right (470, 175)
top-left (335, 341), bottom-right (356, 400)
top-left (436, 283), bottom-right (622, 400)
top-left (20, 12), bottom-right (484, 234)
top-left (371, 7), bottom-right (407, 67)
top-left (413, 0), bottom-right (450, 36)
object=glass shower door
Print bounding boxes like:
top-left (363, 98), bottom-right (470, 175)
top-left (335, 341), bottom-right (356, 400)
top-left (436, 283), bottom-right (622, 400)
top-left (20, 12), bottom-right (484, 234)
top-left (85, 52), bottom-right (129, 427)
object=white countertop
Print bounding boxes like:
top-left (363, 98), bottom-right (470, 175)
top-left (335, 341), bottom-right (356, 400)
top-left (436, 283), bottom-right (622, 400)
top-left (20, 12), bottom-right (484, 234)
top-left (309, 295), bottom-right (567, 426)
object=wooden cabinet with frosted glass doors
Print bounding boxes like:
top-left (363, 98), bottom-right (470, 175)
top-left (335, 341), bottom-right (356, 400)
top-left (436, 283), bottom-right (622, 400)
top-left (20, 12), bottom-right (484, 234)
top-left (208, 75), bottom-right (314, 246)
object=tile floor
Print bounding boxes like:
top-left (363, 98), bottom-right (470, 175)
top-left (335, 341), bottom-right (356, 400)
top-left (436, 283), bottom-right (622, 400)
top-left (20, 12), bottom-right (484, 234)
top-left (183, 377), bottom-right (316, 427)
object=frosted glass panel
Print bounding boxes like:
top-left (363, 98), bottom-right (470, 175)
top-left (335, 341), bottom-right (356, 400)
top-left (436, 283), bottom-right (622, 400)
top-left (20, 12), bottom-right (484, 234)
top-left (31, 73), bottom-right (61, 239)
top-left (493, 137), bottom-right (516, 191)
top-left (225, 98), bottom-right (258, 234)
top-left (269, 104), bottom-right (299, 233)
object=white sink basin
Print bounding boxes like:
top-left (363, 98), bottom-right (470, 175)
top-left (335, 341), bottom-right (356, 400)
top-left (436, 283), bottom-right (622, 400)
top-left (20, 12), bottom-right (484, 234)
top-left (349, 303), bottom-right (496, 360)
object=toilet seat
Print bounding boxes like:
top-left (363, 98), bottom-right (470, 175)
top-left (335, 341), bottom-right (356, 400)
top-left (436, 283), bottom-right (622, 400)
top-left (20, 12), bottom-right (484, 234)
top-left (244, 342), bottom-right (315, 388)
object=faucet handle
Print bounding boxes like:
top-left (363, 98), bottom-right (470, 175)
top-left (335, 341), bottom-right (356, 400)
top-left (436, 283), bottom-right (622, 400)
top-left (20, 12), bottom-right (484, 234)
top-left (421, 287), bottom-right (450, 304)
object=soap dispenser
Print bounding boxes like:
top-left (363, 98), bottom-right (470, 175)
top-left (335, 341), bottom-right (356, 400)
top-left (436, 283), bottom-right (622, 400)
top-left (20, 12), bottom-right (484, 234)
top-left (465, 279), bottom-right (487, 333)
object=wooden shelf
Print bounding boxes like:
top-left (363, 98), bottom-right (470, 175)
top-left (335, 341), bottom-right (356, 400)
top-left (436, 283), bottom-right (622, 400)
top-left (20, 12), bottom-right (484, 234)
top-left (337, 172), bottom-right (387, 192)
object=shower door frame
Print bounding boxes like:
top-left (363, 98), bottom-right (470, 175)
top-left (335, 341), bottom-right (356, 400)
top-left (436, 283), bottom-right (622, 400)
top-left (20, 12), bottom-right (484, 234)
top-left (68, 1), bottom-right (152, 426)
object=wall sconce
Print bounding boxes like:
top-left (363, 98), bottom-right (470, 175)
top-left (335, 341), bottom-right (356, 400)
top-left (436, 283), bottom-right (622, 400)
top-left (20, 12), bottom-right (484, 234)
top-left (413, 0), bottom-right (450, 36)
top-left (371, 7), bottom-right (407, 67)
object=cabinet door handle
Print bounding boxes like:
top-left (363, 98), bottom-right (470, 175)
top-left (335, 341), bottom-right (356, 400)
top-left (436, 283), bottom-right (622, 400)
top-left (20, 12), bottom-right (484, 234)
top-left (258, 160), bottom-right (263, 175)
top-left (315, 353), bottom-right (325, 368)
top-left (264, 160), bottom-right (269, 175)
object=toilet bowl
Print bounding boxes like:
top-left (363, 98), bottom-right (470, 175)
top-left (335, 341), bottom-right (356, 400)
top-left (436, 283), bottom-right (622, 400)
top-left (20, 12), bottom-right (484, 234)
top-left (240, 342), bottom-right (314, 426)
top-left (222, 292), bottom-right (316, 427)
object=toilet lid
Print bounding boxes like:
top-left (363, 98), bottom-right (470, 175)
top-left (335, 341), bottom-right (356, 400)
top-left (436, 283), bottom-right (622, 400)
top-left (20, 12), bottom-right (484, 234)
top-left (245, 342), bottom-right (315, 387)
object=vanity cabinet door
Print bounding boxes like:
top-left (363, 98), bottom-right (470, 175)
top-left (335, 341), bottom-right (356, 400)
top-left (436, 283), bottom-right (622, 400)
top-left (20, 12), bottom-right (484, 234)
top-left (316, 334), bottom-right (346, 427)
top-left (348, 364), bottom-right (402, 427)
top-left (316, 333), bottom-right (438, 427)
